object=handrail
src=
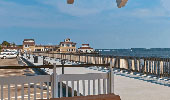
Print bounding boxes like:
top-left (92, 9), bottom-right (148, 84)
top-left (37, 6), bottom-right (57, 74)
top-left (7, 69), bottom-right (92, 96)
top-left (0, 64), bottom-right (110, 69)
top-left (31, 52), bottom-right (170, 60)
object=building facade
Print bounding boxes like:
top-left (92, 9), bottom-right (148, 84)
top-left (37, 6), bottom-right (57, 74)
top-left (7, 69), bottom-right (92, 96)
top-left (78, 44), bottom-right (94, 53)
top-left (23, 39), bottom-right (59, 52)
top-left (35, 45), bottom-right (58, 52)
top-left (58, 38), bottom-right (76, 53)
top-left (23, 39), bottom-right (35, 52)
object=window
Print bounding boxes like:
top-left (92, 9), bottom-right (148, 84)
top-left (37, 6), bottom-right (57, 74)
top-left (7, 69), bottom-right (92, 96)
top-left (72, 45), bottom-right (75, 47)
top-left (66, 44), bottom-right (70, 47)
top-left (35, 49), bottom-right (41, 51)
top-left (24, 45), bottom-right (29, 48)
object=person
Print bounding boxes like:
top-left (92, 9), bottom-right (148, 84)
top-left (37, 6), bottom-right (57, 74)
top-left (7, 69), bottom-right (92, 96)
top-left (67, 0), bottom-right (74, 4)
top-left (116, 0), bottom-right (128, 8)
top-left (67, 0), bottom-right (128, 8)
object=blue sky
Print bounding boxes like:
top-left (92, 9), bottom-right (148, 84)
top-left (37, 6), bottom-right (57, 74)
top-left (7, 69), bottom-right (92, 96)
top-left (0, 0), bottom-right (170, 49)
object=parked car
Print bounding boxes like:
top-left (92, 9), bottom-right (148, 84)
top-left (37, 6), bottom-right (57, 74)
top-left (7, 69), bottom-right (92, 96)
top-left (0, 52), bottom-right (17, 59)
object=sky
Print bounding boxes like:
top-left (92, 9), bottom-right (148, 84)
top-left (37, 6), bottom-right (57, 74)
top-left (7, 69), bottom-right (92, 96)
top-left (1, 0), bottom-right (170, 49)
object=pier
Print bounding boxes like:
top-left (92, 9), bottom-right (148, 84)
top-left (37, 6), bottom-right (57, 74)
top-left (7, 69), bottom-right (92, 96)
top-left (32, 52), bottom-right (170, 78)
top-left (0, 55), bottom-right (116, 100)
top-left (28, 52), bottom-right (170, 100)
top-left (0, 52), bottom-right (170, 100)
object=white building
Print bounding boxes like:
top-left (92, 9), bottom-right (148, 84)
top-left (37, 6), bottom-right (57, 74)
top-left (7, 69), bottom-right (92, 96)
top-left (78, 44), bottom-right (94, 53)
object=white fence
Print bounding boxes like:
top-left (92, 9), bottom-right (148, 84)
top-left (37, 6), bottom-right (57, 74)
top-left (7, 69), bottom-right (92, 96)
top-left (0, 75), bottom-right (52, 100)
top-left (0, 62), bottom-right (114, 100)
top-left (52, 62), bottom-right (114, 98)
top-left (57, 73), bottom-right (114, 98)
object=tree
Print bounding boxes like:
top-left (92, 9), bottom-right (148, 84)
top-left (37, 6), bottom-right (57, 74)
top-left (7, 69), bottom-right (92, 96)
top-left (11, 42), bottom-right (16, 47)
top-left (0, 45), bottom-right (1, 51)
top-left (2, 41), bottom-right (10, 47)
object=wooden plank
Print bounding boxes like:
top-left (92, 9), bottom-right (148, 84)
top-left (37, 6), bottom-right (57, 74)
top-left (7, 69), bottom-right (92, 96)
top-left (98, 79), bottom-right (101, 94)
top-left (77, 81), bottom-right (80, 96)
top-left (107, 79), bottom-right (109, 94)
top-left (53, 63), bottom-right (57, 98)
top-left (28, 83), bottom-right (30, 100)
top-left (1, 85), bottom-right (3, 100)
top-left (60, 82), bottom-right (62, 98)
top-left (58, 73), bottom-right (108, 82)
top-left (0, 64), bottom-right (110, 69)
top-left (40, 82), bottom-right (43, 99)
top-left (8, 84), bottom-right (10, 100)
top-left (47, 82), bottom-right (49, 99)
top-left (15, 84), bottom-right (17, 100)
top-left (66, 81), bottom-right (68, 97)
top-left (93, 80), bottom-right (95, 95)
top-left (71, 81), bottom-right (74, 97)
top-left (88, 80), bottom-right (90, 95)
top-left (0, 75), bottom-right (51, 85)
top-left (21, 83), bottom-right (24, 100)
top-left (103, 79), bottom-right (106, 94)
top-left (34, 83), bottom-right (37, 100)
top-left (82, 80), bottom-right (85, 96)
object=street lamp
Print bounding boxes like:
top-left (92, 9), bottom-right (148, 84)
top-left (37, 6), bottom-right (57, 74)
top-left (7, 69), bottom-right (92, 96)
top-left (61, 60), bottom-right (66, 74)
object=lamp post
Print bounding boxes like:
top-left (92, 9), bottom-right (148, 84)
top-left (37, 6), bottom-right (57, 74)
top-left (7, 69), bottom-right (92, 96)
top-left (61, 59), bottom-right (66, 74)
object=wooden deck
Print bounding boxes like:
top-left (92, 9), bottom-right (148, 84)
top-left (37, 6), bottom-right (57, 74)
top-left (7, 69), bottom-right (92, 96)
top-left (38, 94), bottom-right (121, 100)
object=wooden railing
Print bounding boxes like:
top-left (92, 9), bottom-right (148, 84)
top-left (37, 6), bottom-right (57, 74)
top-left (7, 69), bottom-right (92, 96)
top-left (31, 52), bottom-right (170, 78)
top-left (38, 94), bottom-right (121, 100)
top-left (0, 62), bottom-right (114, 100)
top-left (0, 75), bottom-right (52, 100)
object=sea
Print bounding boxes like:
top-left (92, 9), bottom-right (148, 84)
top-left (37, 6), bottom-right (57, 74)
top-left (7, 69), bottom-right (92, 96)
top-left (95, 48), bottom-right (170, 58)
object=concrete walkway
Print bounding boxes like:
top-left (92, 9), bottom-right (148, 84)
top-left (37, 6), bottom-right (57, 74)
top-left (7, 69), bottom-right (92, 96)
top-left (114, 74), bottom-right (170, 100)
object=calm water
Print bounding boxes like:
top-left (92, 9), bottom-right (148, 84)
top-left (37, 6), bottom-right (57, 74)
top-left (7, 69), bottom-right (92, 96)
top-left (95, 48), bottom-right (170, 58)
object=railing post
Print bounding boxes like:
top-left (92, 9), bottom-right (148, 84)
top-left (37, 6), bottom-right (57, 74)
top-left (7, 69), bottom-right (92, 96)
top-left (52, 63), bottom-right (58, 98)
top-left (109, 60), bottom-right (114, 94)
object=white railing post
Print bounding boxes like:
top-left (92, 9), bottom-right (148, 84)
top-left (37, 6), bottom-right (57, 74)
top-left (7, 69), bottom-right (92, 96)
top-left (52, 63), bottom-right (58, 98)
top-left (109, 60), bottom-right (114, 94)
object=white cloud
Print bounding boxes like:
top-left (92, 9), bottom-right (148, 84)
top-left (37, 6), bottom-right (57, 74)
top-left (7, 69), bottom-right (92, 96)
top-left (1, 0), bottom-right (170, 29)
top-left (161, 0), bottom-right (170, 11)
top-left (0, 0), bottom-right (81, 29)
top-left (130, 8), bottom-right (167, 18)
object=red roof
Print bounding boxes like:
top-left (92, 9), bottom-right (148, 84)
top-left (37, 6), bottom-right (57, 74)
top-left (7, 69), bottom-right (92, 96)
top-left (2, 47), bottom-right (23, 49)
top-left (23, 39), bottom-right (34, 41)
top-left (82, 44), bottom-right (89, 46)
top-left (78, 47), bottom-right (93, 49)
top-left (35, 45), bottom-right (58, 48)
top-left (60, 42), bottom-right (76, 45)
top-left (23, 42), bottom-right (35, 46)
